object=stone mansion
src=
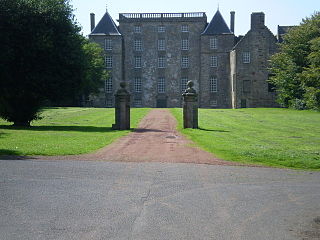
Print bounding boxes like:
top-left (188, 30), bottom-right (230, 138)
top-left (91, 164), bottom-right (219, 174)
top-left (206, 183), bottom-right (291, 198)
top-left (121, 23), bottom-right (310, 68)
top-left (89, 8), bottom-right (290, 108)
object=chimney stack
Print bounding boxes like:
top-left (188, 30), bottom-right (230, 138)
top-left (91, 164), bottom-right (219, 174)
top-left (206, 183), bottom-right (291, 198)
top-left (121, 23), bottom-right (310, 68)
top-left (251, 12), bottom-right (265, 30)
top-left (90, 13), bottom-right (95, 32)
top-left (230, 11), bottom-right (235, 33)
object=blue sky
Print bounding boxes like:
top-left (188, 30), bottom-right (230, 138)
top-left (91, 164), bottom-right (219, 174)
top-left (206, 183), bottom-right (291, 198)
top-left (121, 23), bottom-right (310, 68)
top-left (71, 0), bottom-right (319, 36)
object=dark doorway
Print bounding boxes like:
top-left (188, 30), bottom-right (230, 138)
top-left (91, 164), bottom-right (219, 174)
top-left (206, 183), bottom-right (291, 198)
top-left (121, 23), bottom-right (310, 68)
top-left (157, 99), bottom-right (167, 108)
top-left (241, 99), bottom-right (247, 108)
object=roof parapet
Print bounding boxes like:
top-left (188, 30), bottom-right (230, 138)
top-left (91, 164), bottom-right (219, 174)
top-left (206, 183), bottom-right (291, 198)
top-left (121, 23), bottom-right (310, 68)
top-left (119, 12), bottom-right (207, 21)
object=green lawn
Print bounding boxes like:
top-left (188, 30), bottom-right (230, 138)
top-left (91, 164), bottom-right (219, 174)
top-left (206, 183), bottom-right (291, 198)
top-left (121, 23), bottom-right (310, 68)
top-left (171, 108), bottom-right (320, 170)
top-left (0, 107), bottom-right (150, 156)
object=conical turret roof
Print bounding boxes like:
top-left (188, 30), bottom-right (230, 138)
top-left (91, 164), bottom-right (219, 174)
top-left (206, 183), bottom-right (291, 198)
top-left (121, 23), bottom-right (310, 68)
top-left (202, 10), bottom-right (232, 35)
top-left (90, 11), bottom-right (121, 35)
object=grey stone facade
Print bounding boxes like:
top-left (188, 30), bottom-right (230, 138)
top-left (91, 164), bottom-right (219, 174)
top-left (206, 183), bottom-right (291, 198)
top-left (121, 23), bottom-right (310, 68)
top-left (89, 9), bottom-right (287, 109)
top-left (230, 13), bottom-right (278, 108)
top-left (118, 13), bottom-right (207, 108)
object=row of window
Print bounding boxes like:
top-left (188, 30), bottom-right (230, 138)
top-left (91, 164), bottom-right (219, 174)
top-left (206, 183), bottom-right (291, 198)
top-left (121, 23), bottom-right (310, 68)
top-left (132, 39), bottom-right (189, 51)
top-left (106, 98), bottom-right (218, 108)
top-left (105, 53), bottom-right (250, 69)
top-left (107, 78), bottom-right (272, 106)
top-left (105, 56), bottom-right (219, 69)
top-left (158, 56), bottom-right (216, 68)
top-left (105, 77), bottom-right (218, 94)
top-left (104, 37), bottom-right (219, 51)
top-left (133, 25), bottom-right (189, 34)
top-left (105, 77), bottom-right (163, 93)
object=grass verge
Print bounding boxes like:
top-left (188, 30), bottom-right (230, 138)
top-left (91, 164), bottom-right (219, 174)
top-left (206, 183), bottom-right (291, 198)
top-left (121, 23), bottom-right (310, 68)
top-left (0, 107), bottom-right (150, 156)
top-left (170, 108), bottom-right (320, 170)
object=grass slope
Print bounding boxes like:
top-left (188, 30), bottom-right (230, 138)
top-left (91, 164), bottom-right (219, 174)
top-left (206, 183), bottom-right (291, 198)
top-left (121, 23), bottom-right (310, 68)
top-left (0, 107), bottom-right (150, 156)
top-left (171, 108), bottom-right (320, 170)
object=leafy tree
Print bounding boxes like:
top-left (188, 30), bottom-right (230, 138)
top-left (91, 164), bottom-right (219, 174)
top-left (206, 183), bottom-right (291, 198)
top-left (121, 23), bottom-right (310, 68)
top-left (301, 37), bottom-right (320, 110)
top-left (0, 0), bottom-right (105, 126)
top-left (269, 12), bottom-right (320, 110)
top-left (80, 39), bottom-right (107, 103)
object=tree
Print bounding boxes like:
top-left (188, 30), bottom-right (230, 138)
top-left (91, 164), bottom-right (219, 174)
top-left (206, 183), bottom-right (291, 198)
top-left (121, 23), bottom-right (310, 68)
top-left (0, 0), bottom-right (105, 126)
top-left (80, 39), bottom-right (107, 103)
top-left (300, 37), bottom-right (320, 110)
top-left (269, 12), bottom-right (320, 110)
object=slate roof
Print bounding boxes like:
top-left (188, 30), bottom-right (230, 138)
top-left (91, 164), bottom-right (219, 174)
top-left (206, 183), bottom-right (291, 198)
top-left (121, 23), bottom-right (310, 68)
top-left (278, 25), bottom-right (295, 35)
top-left (277, 25), bottom-right (295, 43)
top-left (90, 11), bottom-right (121, 35)
top-left (202, 10), bottom-right (232, 35)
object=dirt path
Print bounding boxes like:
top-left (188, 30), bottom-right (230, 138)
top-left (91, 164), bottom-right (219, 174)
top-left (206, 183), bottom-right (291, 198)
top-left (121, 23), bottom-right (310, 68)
top-left (22, 109), bottom-right (240, 165)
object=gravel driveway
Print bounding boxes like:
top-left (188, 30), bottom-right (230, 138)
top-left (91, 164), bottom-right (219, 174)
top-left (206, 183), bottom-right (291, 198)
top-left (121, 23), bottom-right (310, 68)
top-left (14, 109), bottom-right (241, 165)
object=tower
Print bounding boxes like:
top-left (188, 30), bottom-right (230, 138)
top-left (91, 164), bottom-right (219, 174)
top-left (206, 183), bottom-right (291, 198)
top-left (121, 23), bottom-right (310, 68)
top-left (89, 9), bottom-right (123, 107)
top-left (199, 10), bottom-right (235, 108)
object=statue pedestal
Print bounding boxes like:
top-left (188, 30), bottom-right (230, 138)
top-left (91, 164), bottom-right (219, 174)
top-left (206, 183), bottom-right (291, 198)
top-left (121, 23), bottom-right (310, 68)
top-left (182, 81), bottom-right (198, 129)
top-left (112, 82), bottom-right (130, 130)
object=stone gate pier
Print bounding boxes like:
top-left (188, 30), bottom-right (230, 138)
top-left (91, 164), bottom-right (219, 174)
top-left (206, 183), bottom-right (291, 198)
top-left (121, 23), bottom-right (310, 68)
top-left (182, 81), bottom-right (198, 129)
top-left (112, 82), bottom-right (130, 130)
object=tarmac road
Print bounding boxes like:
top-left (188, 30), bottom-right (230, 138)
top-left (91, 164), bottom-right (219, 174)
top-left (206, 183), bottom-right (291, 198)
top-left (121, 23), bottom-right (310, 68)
top-left (0, 160), bottom-right (319, 240)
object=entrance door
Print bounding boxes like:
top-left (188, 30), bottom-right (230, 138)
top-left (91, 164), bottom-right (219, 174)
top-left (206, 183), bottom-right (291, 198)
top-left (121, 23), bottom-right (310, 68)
top-left (241, 99), bottom-right (247, 108)
top-left (156, 99), bottom-right (167, 108)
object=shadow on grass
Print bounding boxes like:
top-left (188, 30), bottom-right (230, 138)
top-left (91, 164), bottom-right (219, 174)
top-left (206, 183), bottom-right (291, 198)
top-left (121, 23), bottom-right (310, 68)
top-left (0, 149), bottom-right (32, 160)
top-left (198, 127), bottom-right (230, 133)
top-left (42, 107), bottom-right (70, 109)
top-left (0, 125), bottom-right (119, 133)
top-left (0, 132), bottom-right (8, 138)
